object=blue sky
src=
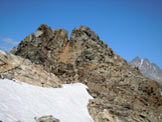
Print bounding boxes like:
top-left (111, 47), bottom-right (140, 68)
top-left (0, 0), bottom-right (162, 67)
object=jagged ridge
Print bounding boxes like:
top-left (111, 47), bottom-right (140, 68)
top-left (9, 24), bottom-right (162, 121)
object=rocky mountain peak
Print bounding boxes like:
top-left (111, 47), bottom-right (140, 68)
top-left (14, 25), bottom-right (118, 68)
top-left (5, 24), bottom-right (162, 121)
top-left (133, 56), bottom-right (141, 61)
top-left (131, 57), bottom-right (162, 83)
top-left (70, 25), bottom-right (99, 41)
top-left (36, 24), bottom-right (53, 38)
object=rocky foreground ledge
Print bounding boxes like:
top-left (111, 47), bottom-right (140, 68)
top-left (1, 24), bottom-right (162, 122)
top-left (0, 50), bottom-right (61, 87)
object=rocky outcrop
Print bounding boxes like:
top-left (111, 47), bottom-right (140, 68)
top-left (13, 24), bottom-right (162, 122)
top-left (0, 50), bottom-right (61, 88)
top-left (35, 115), bottom-right (60, 122)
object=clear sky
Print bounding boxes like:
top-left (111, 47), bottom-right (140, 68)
top-left (0, 0), bottom-right (162, 67)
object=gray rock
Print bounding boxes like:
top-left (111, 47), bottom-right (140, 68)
top-left (34, 115), bottom-right (60, 122)
top-left (0, 50), bottom-right (61, 88)
top-left (131, 56), bottom-right (162, 83)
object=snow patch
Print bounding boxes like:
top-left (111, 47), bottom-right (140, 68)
top-left (0, 79), bottom-right (94, 122)
top-left (139, 59), bottom-right (144, 68)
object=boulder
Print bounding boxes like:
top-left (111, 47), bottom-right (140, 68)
top-left (35, 115), bottom-right (60, 122)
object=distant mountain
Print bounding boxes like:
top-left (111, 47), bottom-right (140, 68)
top-left (131, 56), bottom-right (162, 83)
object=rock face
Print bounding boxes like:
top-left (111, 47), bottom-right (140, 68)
top-left (131, 56), bottom-right (162, 83)
top-left (0, 50), bottom-right (61, 88)
top-left (11, 24), bottom-right (162, 122)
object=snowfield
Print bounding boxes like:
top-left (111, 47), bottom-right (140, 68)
top-left (0, 79), bottom-right (94, 122)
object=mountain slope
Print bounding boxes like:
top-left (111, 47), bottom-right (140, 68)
top-left (4, 24), bottom-right (162, 121)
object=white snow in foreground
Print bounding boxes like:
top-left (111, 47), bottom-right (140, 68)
top-left (0, 79), bottom-right (94, 122)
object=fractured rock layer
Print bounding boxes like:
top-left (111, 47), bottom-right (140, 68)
top-left (0, 50), bottom-right (61, 88)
